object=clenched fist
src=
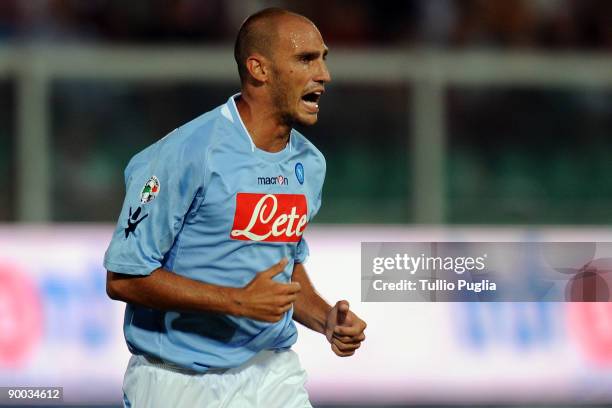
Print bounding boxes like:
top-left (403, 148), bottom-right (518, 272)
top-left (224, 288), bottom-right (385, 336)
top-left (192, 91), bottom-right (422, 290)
top-left (325, 300), bottom-right (367, 357)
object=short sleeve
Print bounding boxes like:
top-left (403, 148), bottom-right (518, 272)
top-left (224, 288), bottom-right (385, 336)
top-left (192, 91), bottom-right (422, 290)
top-left (294, 164), bottom-right (324, 264)
top-left (295, 238), bottom-right (310, 264)
top-left (104, 134), bottom-right (205, 275)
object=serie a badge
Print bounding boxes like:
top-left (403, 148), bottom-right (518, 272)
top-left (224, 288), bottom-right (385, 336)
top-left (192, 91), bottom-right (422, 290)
top-left (140, 176), bottom-right (160, 204)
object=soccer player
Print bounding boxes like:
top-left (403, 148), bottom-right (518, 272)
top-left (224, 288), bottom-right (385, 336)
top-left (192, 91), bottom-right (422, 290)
top-left (104, 7), bottom-right (366, 408)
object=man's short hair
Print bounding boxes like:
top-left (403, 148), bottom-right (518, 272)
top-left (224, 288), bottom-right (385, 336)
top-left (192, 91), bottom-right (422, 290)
top-left (234, 8), bottom-right (304, 83)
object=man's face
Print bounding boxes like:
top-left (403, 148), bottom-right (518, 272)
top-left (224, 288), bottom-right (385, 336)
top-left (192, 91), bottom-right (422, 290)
top-left (268, 18), bottom-right (331, 127)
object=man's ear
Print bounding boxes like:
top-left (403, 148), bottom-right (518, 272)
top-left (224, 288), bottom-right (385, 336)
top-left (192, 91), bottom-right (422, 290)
top-left (245, 54), bottom-right (270, 83)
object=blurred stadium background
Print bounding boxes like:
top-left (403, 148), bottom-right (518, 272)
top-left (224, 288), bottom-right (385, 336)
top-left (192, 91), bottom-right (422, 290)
top-left (1, 0), bottom-right (611, 407)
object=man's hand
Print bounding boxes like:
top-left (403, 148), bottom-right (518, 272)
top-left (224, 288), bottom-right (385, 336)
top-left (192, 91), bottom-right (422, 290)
top-left (325, 300), bottom-right (367, 357)
top-left (234, 258), bottom-right (301, 323)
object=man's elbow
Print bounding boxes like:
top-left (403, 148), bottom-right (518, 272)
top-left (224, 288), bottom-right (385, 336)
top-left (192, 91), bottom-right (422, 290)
top-left (106, 271), bottom-right (124, 301)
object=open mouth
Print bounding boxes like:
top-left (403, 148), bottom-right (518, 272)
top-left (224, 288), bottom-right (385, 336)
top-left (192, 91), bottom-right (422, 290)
top-left (301, 91), bottom-right (322, 112)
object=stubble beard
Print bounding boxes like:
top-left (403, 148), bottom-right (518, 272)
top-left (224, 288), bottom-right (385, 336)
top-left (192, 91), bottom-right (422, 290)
top-left (269, 70), bottom-right (305, 128)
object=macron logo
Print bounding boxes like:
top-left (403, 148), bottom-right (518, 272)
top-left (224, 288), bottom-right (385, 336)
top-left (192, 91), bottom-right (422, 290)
top-left (257, 175), bottom-right (289, 186)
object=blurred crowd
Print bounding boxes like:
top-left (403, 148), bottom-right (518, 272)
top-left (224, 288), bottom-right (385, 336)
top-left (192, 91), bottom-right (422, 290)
top-left (0, 1), bottom-right (611, 224)
top-left (0, 0), bottom-right (610, 49)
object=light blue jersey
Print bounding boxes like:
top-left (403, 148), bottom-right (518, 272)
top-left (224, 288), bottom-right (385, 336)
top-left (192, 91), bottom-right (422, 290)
top-left (104, 94), bottom-right (326, 372)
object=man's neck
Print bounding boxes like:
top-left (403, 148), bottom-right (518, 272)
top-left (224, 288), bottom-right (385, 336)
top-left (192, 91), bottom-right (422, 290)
top-left (235, 93), bottom-right (291, 153)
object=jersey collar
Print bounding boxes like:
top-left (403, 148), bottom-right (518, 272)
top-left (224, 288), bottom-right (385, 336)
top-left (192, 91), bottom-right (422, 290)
top-left (226, 93), bottom-right (293, 157)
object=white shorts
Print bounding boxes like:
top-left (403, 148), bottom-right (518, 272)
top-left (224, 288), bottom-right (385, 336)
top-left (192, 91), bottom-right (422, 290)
top-left (122, 349), bottom-right (312, 408)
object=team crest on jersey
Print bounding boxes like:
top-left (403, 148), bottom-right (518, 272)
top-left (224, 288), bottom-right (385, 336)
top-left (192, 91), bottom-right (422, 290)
top-left (140, 176), bottom-right (160, 204)
top-left (295, 163), bottom-right (304, 185)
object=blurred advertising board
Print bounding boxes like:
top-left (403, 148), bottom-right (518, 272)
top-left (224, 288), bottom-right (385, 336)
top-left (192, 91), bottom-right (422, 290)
top-left (0, 226), bottom-right (611, 405)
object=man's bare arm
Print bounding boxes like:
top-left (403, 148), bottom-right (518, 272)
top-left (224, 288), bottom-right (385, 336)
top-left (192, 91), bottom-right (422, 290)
top-left (291, 262), bottom-right (331, 334)
top-left (107, 268), bottom-right (237, 314)
top-left (291, 262), bottom-right (367, 357)
top-left (107, 258), bottom-right (300, 323)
